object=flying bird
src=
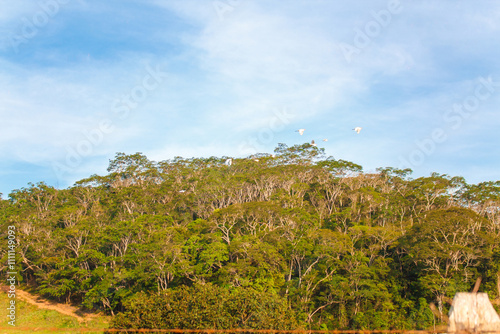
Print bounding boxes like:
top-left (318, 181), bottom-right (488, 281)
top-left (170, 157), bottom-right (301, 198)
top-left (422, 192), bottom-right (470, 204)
top-left (295, 129), bottom-right (305, 135)
top-left (322, 139), bottom-right (328, 142)
top-left (225, 158), bottom-right (232, 166)
top-left (353, 127), bottom-right (362, 134)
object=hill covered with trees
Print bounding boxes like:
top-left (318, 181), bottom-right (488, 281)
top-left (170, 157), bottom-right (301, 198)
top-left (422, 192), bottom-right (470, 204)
top-left (1, 143), bottom-right (499, 330)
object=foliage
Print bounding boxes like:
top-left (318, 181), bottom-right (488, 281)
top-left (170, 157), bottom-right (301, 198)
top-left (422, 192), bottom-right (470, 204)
top-left (111, 283), bottom-right (298, 330)
top-left (1, 147), bottom-right (499, 330)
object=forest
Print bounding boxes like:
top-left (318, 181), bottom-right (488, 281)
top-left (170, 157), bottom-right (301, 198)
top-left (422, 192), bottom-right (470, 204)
top-left (1, 143), bottom-right (499, 330)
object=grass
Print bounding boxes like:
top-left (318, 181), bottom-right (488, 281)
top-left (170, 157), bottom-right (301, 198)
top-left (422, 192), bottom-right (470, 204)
top-left (0, 288), bottom-right (110, 334)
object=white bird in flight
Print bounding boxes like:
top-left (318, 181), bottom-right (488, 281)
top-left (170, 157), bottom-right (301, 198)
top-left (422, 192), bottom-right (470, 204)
top-left (225, 158), bottom-right (232, 166)
top-left (353, 127), bottom-right (362, 134)
top-left (322, 139), bottom-right (328, 142)
top-left (296, 129), bottom-right (305, 135)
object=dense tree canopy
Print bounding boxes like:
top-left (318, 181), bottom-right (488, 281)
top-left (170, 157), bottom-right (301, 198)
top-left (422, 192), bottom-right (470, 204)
top-left (1, 143), bottom-right (499, 330)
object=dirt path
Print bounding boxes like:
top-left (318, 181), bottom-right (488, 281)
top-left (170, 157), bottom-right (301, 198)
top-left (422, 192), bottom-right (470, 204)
top-left (1, 284), bottom-right (91, 323)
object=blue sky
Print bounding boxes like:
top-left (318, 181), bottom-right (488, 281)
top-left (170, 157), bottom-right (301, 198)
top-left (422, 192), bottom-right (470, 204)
top-left (1, 0), bottom-right (500, 197)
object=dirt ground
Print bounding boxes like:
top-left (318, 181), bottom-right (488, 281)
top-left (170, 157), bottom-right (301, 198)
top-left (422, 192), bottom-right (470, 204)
top-left (0, 284), bottom-right (94, 323)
